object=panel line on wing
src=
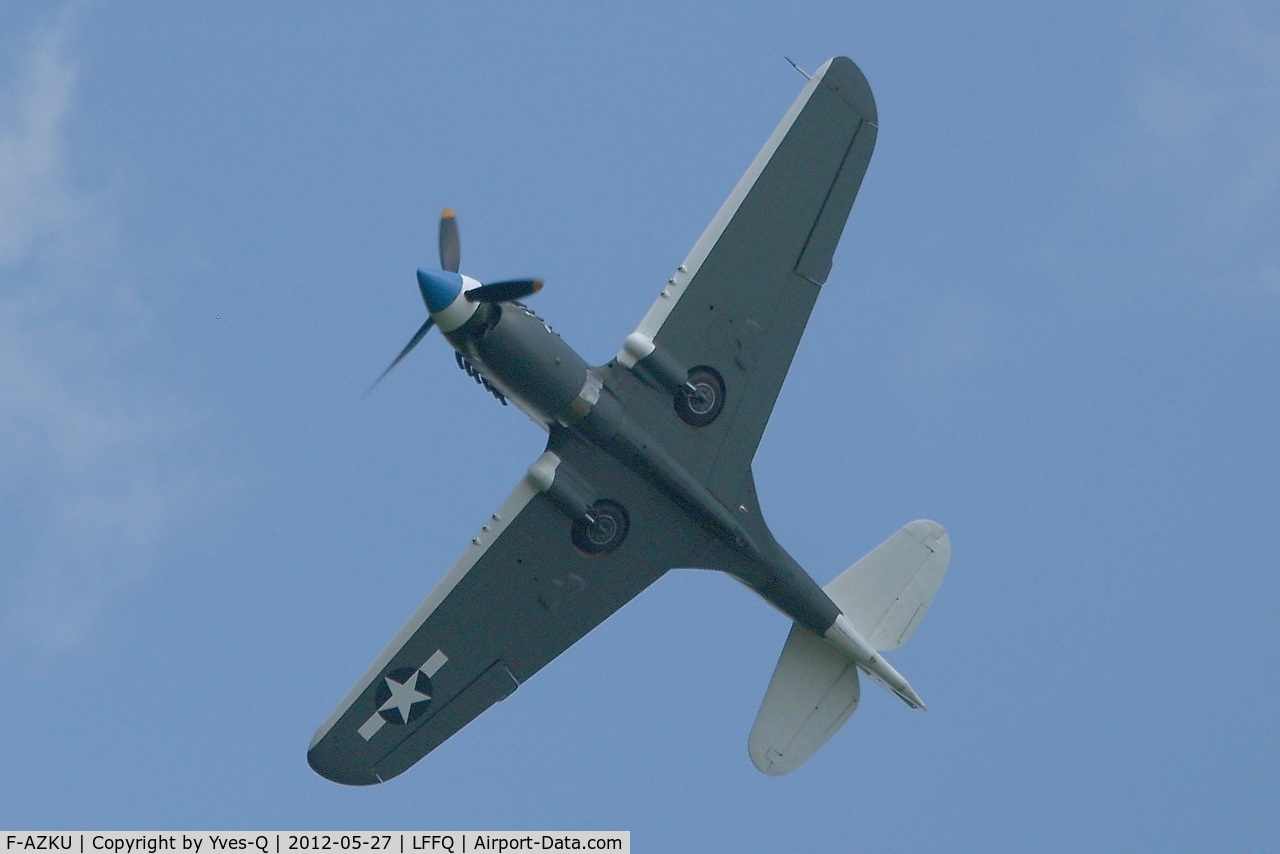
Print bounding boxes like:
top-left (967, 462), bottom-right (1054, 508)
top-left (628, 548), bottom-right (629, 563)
top-left (793, 115), bottom-right (875, 286)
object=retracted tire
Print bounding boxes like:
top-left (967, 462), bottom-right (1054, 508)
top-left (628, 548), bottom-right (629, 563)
top-left (571, 499), bottom-right (629, 556)
top-left (674, 366), bottom-right (726, 427)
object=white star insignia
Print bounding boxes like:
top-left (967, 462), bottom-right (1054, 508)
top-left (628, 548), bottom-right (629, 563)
top-left (357, 649), bottom-right (450, 741)
top-left (379, 671), bottom-right (431, 725)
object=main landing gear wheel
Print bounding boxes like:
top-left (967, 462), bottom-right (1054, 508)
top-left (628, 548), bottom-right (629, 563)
top-left (572, 500), bottom-right (629, 556)
top-left (674, 366), bottom-right (726, 427)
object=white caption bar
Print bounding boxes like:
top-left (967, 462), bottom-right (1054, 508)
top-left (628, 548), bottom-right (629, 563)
top-left (2, 834), bottom-right (629, 854)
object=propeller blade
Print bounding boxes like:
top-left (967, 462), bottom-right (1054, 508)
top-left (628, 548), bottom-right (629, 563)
top-left (438, 209), bottom-right (460, 273)
top-left (464, 278), bottom-right (544, 303)
top-left (364, 316), bottom-right (435, 397)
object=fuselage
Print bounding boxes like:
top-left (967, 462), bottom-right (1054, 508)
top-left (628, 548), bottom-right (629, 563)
top-left (448, 292), bottom-right (764, 555)
top-left (446, 296), bottom-right (590, 430)
top-left (418, 269), bottom-right (842, 632)
top-left (429, 279), bottom-right (923, 708)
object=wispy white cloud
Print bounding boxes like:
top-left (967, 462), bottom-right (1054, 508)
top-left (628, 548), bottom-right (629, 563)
top-left (0, 9), bottom-right (213, 657)
top-left (0, 11), bottom-right (79, 268)
top-left (1120, 0), bottom-right (1280, 295)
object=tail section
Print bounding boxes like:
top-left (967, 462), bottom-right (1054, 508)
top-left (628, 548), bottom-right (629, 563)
top-left (826, 519), bottom-right (950, 651)
top-left (748, 520), bottom-right (950, 775)
top-left (749, 623), bottom-right (861, 775)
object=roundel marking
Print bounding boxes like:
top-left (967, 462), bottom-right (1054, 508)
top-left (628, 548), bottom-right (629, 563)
top-left (375, 667), bottom-right (434, 726)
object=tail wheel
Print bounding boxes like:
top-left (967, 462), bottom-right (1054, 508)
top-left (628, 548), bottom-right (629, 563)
top-left (674, 366), bottom-right (726, 427)
top-left (572, 499), bottom-right (629, 556)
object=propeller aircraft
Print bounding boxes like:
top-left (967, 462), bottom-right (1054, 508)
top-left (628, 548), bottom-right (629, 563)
top-left (309, 56), bottom-right (950, 785)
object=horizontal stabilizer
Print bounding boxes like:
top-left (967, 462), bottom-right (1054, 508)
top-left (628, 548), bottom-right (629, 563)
top-left (825, 520), bottom-right (949, 651)
top-left (748, 521), bottom-right (949, 775)
top-left (748, 623), bottom-right (861, 776)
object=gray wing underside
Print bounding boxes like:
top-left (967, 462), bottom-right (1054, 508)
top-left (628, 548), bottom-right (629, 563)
top-left (603, 56), bottom-right (877, 509)
top-left (308, 437), bottom-right (703, 785)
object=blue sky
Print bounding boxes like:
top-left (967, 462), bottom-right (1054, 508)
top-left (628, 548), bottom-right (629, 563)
top-left (2, 1), bottom-right (1276, 848)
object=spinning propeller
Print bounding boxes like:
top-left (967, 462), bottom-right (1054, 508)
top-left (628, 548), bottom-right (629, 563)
top-left (365, 209), bottom-right (543, 395)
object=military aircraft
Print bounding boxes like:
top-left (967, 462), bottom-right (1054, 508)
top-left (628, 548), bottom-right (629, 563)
top-left (309, 56), bottom-right (950, 785)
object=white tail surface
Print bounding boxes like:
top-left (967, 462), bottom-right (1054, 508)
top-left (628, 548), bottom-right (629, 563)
top-left (825, 519), bottom-right (949, 651)
top-left (748, 623), bottom-right (861, 775)
top-left (748, 520), bottom-right (950, 775)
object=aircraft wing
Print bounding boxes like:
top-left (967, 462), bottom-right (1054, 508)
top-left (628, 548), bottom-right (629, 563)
top-left (604, 57), bottom-right (877, 507)
top-left (308, 435), bottom-right (698, 785)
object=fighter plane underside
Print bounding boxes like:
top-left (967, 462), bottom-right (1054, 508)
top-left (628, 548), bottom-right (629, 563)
top-left (309, 56), bottom-right (950, 785)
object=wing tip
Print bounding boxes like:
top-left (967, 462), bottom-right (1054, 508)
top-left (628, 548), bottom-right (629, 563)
top-left (821, 56), bottom-right (878, 127)
top-left (307, 739), bottom-right (383, 787)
